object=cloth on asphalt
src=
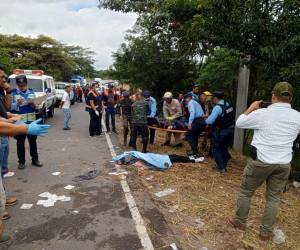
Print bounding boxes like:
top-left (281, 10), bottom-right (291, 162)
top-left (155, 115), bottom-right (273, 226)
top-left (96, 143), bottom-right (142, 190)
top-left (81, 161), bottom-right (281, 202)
top-left (72, 170), bottom-right (101, 182)
top-left (112, 151), bottom-right (172, 170)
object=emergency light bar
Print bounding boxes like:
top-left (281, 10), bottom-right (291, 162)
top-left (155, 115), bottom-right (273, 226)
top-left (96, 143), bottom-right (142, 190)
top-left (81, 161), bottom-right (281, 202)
top-left (13, 69), bottom-right (44, 76)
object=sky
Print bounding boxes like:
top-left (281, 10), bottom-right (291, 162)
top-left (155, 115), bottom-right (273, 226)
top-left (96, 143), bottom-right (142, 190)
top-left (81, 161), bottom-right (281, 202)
top-left (0, 0), bottom-right (137, 69)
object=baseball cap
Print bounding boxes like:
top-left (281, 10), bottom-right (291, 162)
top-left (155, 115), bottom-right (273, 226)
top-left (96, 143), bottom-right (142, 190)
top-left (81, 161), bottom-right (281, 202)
top-left (143, 90), bottom-right (151, 97)
top-left (163, 92), bottom-right (173, 99)
top-left (213, 91), bottom-right (224, 99)
top-left (272, 82), bottom-right (293, 97)
top-left (16, 75), bottom-right (27, 86)
top-left (203, 91), bottom-right (212, 96)
top-left (184, 93), bottom-right (193, 99)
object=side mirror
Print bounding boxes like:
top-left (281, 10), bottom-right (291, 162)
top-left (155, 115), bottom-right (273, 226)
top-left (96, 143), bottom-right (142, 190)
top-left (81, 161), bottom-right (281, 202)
top-left (46, 88), bottom-right (51, 93)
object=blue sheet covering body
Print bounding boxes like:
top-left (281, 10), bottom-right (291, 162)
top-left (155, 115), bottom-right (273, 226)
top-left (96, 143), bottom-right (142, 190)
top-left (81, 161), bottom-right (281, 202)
top-left (112, 151), bottom-right (172, 170)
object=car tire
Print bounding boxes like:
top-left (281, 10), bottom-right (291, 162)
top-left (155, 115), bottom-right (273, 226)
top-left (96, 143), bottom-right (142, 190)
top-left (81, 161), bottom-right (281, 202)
top-left (48, 106), bottom-right (54, 118)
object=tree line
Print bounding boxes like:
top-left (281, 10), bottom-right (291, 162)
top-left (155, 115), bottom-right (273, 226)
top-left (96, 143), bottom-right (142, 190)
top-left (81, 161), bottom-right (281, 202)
top-left (99, 0), bottom-right (300, 109)
top-left (0, 34), bottom-right (99, 81)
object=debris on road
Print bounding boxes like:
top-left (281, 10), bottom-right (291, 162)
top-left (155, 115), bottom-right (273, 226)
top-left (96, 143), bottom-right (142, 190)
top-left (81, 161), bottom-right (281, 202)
top-left (155, 188), bottom-right (175, 198)
top-left (37, 192), bottom-right (71, 207)
top-left (3, 171), bottom-right (15, 178)
top-left (109, 171), bottom-right (128, 176)
top-left (64, 185), bottom-right (75, 190)
top-left (20, 204), bottom-right (33, 210)
top-left (52, 172), bottom-right (61, 176)
top-left (273, 229), bottom-right (286, 244)
top-left (72, 170), bottom-right (100, 182)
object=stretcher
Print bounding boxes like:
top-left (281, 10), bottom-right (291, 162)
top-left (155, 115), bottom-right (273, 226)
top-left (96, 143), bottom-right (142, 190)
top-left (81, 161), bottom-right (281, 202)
top-left (148, 125), bottom-right (188, 133)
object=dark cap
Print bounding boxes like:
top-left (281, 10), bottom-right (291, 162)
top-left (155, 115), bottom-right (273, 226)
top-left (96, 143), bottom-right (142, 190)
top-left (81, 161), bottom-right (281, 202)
top-left (143, 90), bottom-right (151, 97)
top-left (184, 93), bottom-right (193, 99)
top-left (16, 75), bottom-right (27, 86)
top-left (272, 82), bottom-right (293, 97)
top-left (193, 83), bottom-right (200, 88)
top-left (213, 91), bottom-right (224, 99)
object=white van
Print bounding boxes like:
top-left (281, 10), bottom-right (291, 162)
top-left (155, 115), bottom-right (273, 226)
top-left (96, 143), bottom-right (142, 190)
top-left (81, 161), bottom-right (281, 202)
top-left (9, 69), bottom-right (57, 121)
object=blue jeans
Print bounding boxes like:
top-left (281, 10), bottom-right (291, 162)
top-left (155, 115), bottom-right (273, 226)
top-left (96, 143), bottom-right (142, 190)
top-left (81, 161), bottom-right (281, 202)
top-left (0, 137), bottom-right (9, 175)
top-left (211, 128), bottom-right (234, 170)
top-left (105, 108), bottom-right (116, 131)
top-left (63, 108), bottom-right (71, 129)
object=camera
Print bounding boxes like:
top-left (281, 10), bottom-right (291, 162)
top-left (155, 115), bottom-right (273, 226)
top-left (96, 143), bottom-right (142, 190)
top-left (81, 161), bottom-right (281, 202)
top-left (260, 102), bottom-right (272, 108)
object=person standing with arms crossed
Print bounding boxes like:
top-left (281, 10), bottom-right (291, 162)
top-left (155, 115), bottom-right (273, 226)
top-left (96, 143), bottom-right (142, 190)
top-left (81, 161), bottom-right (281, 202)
top-left (60, 85), bottom-right (72, 130)
top-left (229, 82), bottom-right (300, 241)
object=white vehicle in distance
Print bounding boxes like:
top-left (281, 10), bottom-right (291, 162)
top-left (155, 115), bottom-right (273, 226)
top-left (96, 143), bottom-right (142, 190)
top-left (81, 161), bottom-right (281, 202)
top-left (9, 69), bottom-right (57, 122)
top-left (55, 82), bottom-right (75, 106)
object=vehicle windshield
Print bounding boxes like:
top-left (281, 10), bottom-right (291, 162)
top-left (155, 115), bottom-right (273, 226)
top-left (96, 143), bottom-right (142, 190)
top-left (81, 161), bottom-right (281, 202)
top-left (9, 78), bottom-right (44, 92)
top-left (55, 84), bottom-right (65, 90)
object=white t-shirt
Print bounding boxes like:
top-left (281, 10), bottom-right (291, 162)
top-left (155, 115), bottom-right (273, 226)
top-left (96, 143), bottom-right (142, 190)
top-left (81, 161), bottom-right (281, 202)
top-left (62, 91), bottom-right (71, 109)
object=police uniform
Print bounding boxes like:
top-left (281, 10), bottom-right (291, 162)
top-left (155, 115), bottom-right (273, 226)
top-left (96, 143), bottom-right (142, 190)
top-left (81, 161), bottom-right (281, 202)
top-left (205, 92), bottom-right (235, 172)
top-left (130, 99), bottom-right (149, 153)
top-left (120, 93), bottom-right (133, 146)
top-left (143, 91), bottom-right (158, 144)
top-left (185, 93), bottom-right (205, 155)
top-left (11, 75), bottom-right (42, 169)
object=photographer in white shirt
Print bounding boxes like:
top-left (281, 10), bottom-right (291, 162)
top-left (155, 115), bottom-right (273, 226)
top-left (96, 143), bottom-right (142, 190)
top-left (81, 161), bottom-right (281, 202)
top-left (229, 82), bottom-right (300, 241)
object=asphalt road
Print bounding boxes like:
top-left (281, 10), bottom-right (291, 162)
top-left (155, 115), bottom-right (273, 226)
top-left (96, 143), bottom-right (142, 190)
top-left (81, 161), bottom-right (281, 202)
top-left (3, 103), bottom-right (177, 250)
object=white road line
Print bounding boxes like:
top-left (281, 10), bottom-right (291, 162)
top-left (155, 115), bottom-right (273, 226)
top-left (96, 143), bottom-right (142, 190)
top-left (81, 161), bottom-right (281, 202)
top-left (103, 121), bottom-right (154, 250)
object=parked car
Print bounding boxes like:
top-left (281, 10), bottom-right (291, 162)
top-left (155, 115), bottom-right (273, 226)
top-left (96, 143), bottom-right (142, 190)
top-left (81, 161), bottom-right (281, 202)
top-left (9, 69), bottom-right (57, 122)
top-left (55, 82), bottom-right (76, 106)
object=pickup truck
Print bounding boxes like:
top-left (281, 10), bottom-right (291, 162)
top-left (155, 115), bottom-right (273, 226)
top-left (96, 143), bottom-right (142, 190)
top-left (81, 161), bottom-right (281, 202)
top-left (9, 69), bottom-right (57, 122)
top-left (55, 82), bottom-right (76, 106)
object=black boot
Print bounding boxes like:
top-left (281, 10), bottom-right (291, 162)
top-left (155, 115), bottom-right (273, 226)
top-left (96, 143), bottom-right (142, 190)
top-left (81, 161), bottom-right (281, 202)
top-left (18, 163), bottom-right (26, 170)
top-left (32, 160), bottom-right (43, 167)
top-left (142, 143), bottom-right (148, 153)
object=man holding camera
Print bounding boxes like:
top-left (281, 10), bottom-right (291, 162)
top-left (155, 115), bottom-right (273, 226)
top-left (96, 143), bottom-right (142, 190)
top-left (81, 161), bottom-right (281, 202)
top-left (229, 82), bottom-right (300, 241)
top-left (11, 75), bottom-right (43, 170)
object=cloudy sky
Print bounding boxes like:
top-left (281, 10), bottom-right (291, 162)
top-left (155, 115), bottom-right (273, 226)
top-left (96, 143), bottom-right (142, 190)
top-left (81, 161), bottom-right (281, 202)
top-left (0, 0), bottom-right (137, 69)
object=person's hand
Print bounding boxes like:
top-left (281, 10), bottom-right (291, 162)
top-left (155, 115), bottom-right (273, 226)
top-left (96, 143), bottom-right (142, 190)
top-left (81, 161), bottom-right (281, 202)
top-left (9, 116), bottom-right (21, 123)
top-left (27, 118), bottom-right (50, 136)
top-left (245, 100), bottom-right (263, 115)
top-left (95, 110), bottom-right (100, 117)
top-left (188, 124), bottom-right (192, 130)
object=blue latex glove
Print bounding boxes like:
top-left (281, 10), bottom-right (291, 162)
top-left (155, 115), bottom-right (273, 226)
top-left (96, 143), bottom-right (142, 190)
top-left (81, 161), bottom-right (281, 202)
top-left (27, 119), bottom-right (51, 136)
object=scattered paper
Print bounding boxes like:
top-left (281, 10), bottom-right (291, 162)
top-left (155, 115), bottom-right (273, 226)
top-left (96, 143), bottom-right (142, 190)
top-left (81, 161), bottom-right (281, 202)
top-left (61, 148), bottom-right (66, 152)
top-left (64, 185), bottom-right (75, 190)
top-left (20, 204), bottom-right (33, 210)
top-left (37, 192), bottom-right (71, 207)
top-left (273, 229), bottom-right (285, 244)
top-left (170, 243), bottom-right (178, 250)
top-left (155, 188), bottom-right (175, 198)
top-left (52, 172), bottom-right (61, 176)
top-left (72, 210), bottom-right (79, 214)
top-left (3, 172), bottom-right (15, 178)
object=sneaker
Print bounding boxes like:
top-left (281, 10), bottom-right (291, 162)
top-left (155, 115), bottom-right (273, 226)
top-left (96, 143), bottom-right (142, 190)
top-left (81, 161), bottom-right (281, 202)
top-left (5, 197), bottom-right (17, 207)
top-left (189, 156), bottom-right (205, 163)
top-left (63, 127), bottom-right (71, 131)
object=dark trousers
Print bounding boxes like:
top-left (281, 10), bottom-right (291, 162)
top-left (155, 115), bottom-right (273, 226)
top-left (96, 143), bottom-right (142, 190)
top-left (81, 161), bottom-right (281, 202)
top-left (89, 111), bottom-right (101, 136)
top-left (130, 124), bottom-right (149, 153)
top-left (147, 117), bottom-right (159, 144)
top-left (105, 108), bottom-right (116, 131)
top-left (169, 154), bottom-right (194, 163)
top-left (211, 128), bottom-right (234, 170)
top-left (15, 134), bottom-right (38, 163)
top-left (187, 118), bottom-right (206, 154)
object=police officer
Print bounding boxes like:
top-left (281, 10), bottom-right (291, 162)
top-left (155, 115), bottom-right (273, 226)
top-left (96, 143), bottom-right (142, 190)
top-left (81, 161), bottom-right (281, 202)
top-left (189, 83), bottom-right (201, 102)
top-left (130, 93), bottom-right (149, 153)
top-left (120, 91), bottom-right (133, 146)
top-left (143, 90), bottom-right (158, 144)
top-left (11, 75), bottom-right (43, 169)
top-left (185, 93), bottom-right (205, 156)
top-left (205, 91), bottom-right (235, 173)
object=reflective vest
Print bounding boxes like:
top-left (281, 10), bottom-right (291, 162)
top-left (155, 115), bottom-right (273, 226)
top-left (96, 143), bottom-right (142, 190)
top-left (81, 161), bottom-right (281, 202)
top-left (214, 102), bottom-right (235, 129)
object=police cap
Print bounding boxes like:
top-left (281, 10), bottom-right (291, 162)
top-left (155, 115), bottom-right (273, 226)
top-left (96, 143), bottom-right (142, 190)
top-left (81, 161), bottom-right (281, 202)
top-left (16, 75), bottom-right (27, 86)
top-left (213, 91), bottom-right (224, 99)
top-left (143, 90), bottom-right (151, 97)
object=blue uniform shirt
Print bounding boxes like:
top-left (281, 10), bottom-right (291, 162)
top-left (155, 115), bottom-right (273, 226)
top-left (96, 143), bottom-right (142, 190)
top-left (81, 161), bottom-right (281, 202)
top-left (188, 91), bottom-right (199, 102)
top-left (147, 96), bottom-right (157, 118)
top-left (11, 88), bottom-right (36, 123)
top-left (188, 99), bottom-right (204, 125)
top-left (206, 100), bottom-right (229, 125)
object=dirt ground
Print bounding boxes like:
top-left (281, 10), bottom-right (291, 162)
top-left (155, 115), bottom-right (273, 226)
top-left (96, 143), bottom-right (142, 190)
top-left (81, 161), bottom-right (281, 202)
top-left (115, 117), bottom-right (300, 250)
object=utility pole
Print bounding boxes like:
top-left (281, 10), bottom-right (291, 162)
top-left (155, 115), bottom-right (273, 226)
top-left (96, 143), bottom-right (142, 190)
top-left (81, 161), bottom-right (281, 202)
top-left (233, 63), bottom-right (250, 153)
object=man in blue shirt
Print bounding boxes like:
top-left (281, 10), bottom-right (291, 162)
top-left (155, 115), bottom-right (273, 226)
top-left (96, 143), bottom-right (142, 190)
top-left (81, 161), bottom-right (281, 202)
top-left (188, 83), bottom-right (201, 102)
top-left (205, 91), bottom-right (235, 173)
top-left (185, 93), bottom-right (205, 156)
top-left (11, 75), bottom-right (43, 170)
top-left (143, 90), bottom-right (159, 144)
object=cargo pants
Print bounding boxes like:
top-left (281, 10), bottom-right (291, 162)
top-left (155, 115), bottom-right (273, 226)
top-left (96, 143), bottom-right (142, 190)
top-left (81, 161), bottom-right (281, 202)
top-left (234, 159), bottom-right (290, 235)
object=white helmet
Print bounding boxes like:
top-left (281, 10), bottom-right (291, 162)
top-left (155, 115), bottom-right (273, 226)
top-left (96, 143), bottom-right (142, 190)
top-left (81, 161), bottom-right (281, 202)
top-left (163, 92), bottom-right (173, 99)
